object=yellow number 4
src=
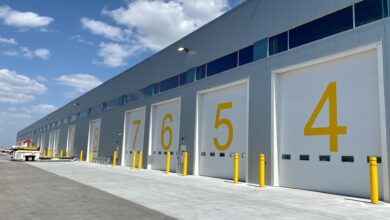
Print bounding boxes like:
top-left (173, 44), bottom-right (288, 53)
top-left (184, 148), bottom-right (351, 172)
top-left (304, 82), bottom-right (347, 152)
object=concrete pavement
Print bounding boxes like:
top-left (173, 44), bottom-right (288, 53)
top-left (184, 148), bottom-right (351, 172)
top-left (0, 154), bottom-right (174, 220)
top-left (29, 160), bottom-right (390, 220)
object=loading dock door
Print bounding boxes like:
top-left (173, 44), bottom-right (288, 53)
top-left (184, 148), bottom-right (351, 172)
top-left (66, 126), bottom-right (76, 156)
top-left (198, 81), bottom-right (248, 181)
top-left (275, 48), bottom-right (386, 198)
top-left (150, 98), bottom-right (181, 171)
top-left (123, 108), bottom-right (146, 167)
top-left (48, 129), bottom-right (60, 156)
top-left (88, 119), bottom-right (101, 160)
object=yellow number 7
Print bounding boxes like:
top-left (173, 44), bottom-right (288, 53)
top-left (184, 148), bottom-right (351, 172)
top-left (304, 82), bottom-right (347, 152)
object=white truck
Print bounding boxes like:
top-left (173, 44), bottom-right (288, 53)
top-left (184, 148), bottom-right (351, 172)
top-left (11, 140), bottom-right (40, 161)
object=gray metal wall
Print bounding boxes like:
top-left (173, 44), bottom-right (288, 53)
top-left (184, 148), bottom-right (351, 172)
top-left (18, 0), bottom-right (390, 194)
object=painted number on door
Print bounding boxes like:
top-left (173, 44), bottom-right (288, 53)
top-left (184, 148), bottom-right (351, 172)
top-left (132, 120), bottom-right (141, 151)
top-left (161, 113), bottom-right (173, 150)
top-left (304, 82), bottom-right (347, 152)
top-left (214, 101), bottom-right (234, 151)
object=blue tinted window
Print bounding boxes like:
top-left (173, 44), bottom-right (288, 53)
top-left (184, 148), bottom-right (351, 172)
top-left (142, 85), bottom-right (154, 97)
top-left (239, 45), bottom-right (253, 66)
top-left (153, 83), bottom-right (160, 95)
top-left (196, 65), bottom-right (206, 80)
top-left (253, 38), bottom-right (268, 60)
top-left (179, 68), bottom-right (195, 86)
top-left (355, 0), bottom-right (388, 27)
top-left (289, 7), bottom-right (353, 49)
top-left (207, 52), bottom-right (238, 77)
top-left (160, 75), bottom-right (179, 92)
top-left (269, 32), bottom-right (288, 55)
top-left (119, 95), bottom-right (128, 105)
top-left (89, 105), bottom-right (102, 116)
top-left (129, 91), bottom-right (142, 102)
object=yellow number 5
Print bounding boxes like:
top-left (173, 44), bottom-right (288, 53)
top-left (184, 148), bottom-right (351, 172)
top-left (214, 102), bottom-right (233, 151)
top-left (161, 113), bottom-right (173, 150)
top-left (304, 82), bottom-right (347, 152)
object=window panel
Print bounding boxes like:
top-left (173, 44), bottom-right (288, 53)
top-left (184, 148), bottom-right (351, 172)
top-left (153, 83), bottom-right (160, 95)
top-left (269, 32), bottom-right (288, 56)
top-left (119, 95), bottom-right (128, 105)
top-left (207, 52), bottom-right (238, 77)
top-left (142, 84), bottom-right (154, 97)
top-left (160, 75), bottom-right (179, 92)
top-left (239, 45), bottom-right (254, 66)
top-left (196, 64), bottom-right (206, 80)
top-left (179, 68), bottom-right (195, 86)
top-left (253, 38), bottom-right (268, 60)
top-left (289, 7), bottom-right (353, 49)
top-left (129, 91), bottom-right (142, 102)
top-left (355, 0), bottom-right (388, 27)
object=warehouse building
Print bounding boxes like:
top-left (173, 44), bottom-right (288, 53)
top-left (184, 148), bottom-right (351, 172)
top-left (16, 0), bottom-right (390, 201)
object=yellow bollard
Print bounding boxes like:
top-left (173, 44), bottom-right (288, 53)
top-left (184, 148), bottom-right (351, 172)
top-left (131, 151), bottom-right (137, 169)
top-left (66, 151), bottom-right (69, 157)
top-left (89, 151), bottom-right (94, 163)
top-left (113, 151), bottom-right (117, 167)
top-left (183, 151), bottom-right (188, 176)
top-left (234, 153), bottom-right (239, 184)
top-left (44, 149), bottom-right (47, 157)
top-left (259, 154), bottom-right (265, 187)
top-left (369, 156), bottom-right (379, 204)
top-left (79, 150), bottom-right (83, 162)
top-left (166, 152), bottom-right (171, 174)
top-left (138, 151), bottom-right (143, 169)
top-left (47, 150), bottom-right (51, 157)
top-left (60, 150), bottom-right (63, 158)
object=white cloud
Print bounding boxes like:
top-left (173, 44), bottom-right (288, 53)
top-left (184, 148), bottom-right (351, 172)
top-left (20, 104), bottom-right (57, 115)
top-left (35, 75), bottom-right (47, 82)
top-left (0, 104), bottom-right (56, 146)
top-left (0, 69), bottom-right (47, 104)
top-left (97, 42), bottom-right (141, 67)
top-left (2, 49), bottom-right (17, 56)
top-left (70, 35), bottom-right (94, 45)
top-left (102, 0), bottom-right (228, 51)
top-left (81, 17), bottom-right (125, 41)
top-left (34, 48), bottom-right (50, 59)
top-left (20, 47), bottom-right (33, 58)
top-left (19, 47), bottom-right (51, 59)
top-left (0, 5), bottom-right (53, 29)
top-left (0, 36), bottom-right (17, 45)
top-left (55, 73), bottom-right (102, 98)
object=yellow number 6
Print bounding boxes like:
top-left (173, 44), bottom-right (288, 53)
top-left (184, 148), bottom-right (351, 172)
top-left (214, 102), bottom-right (233, 151)
top-left (161, 113), bottom-right (173, 150)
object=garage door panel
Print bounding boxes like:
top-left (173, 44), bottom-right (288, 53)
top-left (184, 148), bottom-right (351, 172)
top-left (150, 98), bottom-right (180, 171)
top-left (88, 119), bottom-right (101, 159)
top-left (198, 81), bottom-right (248, 181)
top-left (123, 108), bottom-right (146, 167)
top-left (277, 48), bottom-right (384, 198)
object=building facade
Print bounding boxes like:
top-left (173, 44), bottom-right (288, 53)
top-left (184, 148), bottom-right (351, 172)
top-left (17, 0), bottom-right (390, 201)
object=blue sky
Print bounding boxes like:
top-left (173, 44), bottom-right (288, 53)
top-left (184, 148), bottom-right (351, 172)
top-left (0, 0), bottom-right (243, 146)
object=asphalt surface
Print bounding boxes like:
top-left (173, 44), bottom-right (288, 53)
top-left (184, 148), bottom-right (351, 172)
top-left (0, 154), bottom-right (174, 220)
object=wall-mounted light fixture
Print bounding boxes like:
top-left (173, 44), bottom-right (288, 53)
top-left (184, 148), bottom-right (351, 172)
top-left (178, 47), bottom-right (189, 53)
top-left (73, 102), bottom-right (80, 106)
